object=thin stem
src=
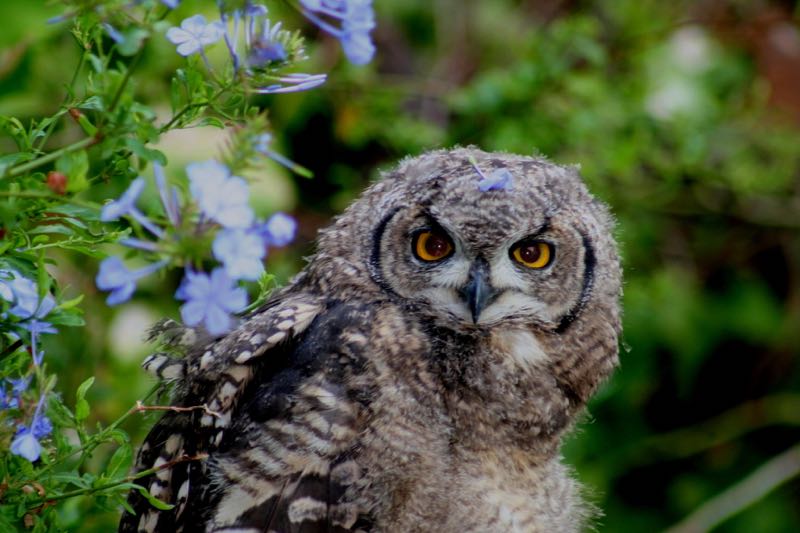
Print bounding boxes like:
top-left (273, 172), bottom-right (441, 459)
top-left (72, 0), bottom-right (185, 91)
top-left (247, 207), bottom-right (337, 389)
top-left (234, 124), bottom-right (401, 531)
top-left (31, 452), bottom-right (208, 508)
top-left (107, 45), bottom-right (146, 114)
top-left (32, 384), bottom-right (161, 479)
top-left (0, 190), bottom-right (98, 209)
top-left (1, 136), bottom-right (100, 180)
top-left (159, 87), bottom-right (227, 132)
top-left (35, 48), bottom-right (87, 153)
top-left (664, 442), bottom-right (800, 533)
top-left (0, 339), bottom-right (25, 361)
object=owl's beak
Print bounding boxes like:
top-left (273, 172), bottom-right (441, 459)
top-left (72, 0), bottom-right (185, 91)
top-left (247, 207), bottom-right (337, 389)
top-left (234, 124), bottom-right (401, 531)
top-left (460, 258), bottom-right (497, 324)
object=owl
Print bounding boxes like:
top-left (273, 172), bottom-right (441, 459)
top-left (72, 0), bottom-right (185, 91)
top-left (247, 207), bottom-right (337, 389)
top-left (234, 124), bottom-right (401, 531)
top-left (118, 147), bottom-right (622, 533)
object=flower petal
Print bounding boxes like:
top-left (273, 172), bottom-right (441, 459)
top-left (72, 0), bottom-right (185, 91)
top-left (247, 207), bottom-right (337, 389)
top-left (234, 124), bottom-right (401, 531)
top-left (11, 429), bottom-right (41, 462)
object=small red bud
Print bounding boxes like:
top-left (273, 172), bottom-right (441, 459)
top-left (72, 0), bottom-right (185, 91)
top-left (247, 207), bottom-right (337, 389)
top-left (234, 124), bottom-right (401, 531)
top-left (68, 108), bottom-right (83, 122)
top-left (46, 171), bottom-right (67, 195)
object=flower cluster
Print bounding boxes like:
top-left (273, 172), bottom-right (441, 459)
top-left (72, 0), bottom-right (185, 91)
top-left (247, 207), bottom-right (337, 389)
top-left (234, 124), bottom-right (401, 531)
top-left (10, 395), bottom-right (53, 462)
top-left (96, 161), bottom-right (297, 336)
top-left (165, 4), bottom-right (329, 94)
top-left (300, 0), bottom-right (376, 65)
top-left (0, 269), bottom-right (58, 363)
top-left (1, 270), bottom-right (56, 461)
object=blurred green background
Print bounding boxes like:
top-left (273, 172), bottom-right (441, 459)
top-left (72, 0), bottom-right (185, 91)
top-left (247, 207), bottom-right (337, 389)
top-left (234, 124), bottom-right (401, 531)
top-left (2, 0), bottom-right (799, 531)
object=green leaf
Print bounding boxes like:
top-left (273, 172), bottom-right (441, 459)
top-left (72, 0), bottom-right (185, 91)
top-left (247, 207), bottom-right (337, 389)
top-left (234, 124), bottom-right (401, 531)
top-left (46, 395), bottom-right (76, 428)
top-left (106, 444), bottom-right (133, 479)
top-left (0, 152), bottom-right (33, 175)
top-left (58, 294), bottom-right (84, 310)
top-left (135, 485), bottom-right (175, 511)
top-left (76, 376), bottom-right (94, 402)
top-left (47, 204), bottom-right (102, 223)
top-left (28, 224), bottom-right (75, 236)
top-left (79, 95), bottom-right (105, 112)
top-left (75, 398), bottom-right (90, 422)
top-left (124, 138), bottom-right (166, 165)
top-left (74, 376), bottom-right (94, 421)
top-left (197, 117), bottom-right (226, 129)
top-left (55, 150), bottom-right (89, 193)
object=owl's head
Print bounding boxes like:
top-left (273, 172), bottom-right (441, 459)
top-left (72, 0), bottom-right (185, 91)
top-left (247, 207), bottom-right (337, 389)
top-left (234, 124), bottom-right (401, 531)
top-left (313, 147), bottom-right (621, 340)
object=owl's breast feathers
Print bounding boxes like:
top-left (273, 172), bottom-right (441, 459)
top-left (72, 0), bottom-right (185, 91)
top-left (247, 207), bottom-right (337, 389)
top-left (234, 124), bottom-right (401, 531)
top-left (121, 296), bottom-right (593, 533)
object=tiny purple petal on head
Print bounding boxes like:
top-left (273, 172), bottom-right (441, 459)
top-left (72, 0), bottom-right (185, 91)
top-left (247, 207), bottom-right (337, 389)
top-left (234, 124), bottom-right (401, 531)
top-left (161, 0), bottom-right (180, 8)
top-left (477, 168), bottom-right (514, 192)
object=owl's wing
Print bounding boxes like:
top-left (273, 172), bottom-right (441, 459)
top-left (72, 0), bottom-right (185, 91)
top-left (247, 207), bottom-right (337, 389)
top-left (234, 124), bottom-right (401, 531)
top-left (118, 294), bottom-right (375, 532)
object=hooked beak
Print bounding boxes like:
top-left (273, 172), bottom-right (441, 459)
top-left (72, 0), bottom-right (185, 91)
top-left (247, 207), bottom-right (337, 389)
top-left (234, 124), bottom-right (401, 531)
top-left (459, 258), bottom-right (498, 324)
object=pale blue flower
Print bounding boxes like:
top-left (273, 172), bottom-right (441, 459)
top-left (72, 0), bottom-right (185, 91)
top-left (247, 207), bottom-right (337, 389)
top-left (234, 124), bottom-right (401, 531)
top-left (101, 177), bottom-right (145, 221)
top-left (32, 414), bottom-right (52, 439)
top-left (244, 12), bottom-right (287, 68)
top-left (213, 229), bottom-right (266, 281)
top-left (8, 377), bottom-right (29, 398)
top-left (252, 73), bottom-right (327, 94)
top-left (301, 0), bottom-right (375, 65)
top-left (10, 394), bottom-right (50, 462)
top-left (259, 212), bottom-right (297, 247)
top-left (187, 160), bottom-right (254, 228)
top-left (176, 268), bottom-right (247, 335)
top-left (246, 4), bottom-right (269, 17)
top-left (153, 163), bottom-right (180, 227)
top-left (1, 386), bottom-right (19, 409)
top-left (102, 23), bottom-right (124, 44)
top-left (166, 15), bottom-right (225, 57)
top-left (96, 257), bottom-right (168, 305)
top-left (101, 177), bottom-right (165, 238)
top-left (161, 0), bottom-right (180, 8)
top-left (11, 427), bottom-right (41, 462)
top-left (0, 270), bottom-right (56, 320)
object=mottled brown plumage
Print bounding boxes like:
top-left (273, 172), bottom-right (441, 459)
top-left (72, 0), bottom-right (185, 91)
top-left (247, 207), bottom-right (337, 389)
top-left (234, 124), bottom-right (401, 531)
top-left (119, 147), bottom-right (622, 532)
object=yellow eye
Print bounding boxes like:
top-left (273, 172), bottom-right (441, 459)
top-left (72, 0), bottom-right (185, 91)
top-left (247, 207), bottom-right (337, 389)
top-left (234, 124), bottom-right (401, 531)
top-left (511, 241), bottom-right (552, 269)
top-left (413, 230), bottom-right (454, 262)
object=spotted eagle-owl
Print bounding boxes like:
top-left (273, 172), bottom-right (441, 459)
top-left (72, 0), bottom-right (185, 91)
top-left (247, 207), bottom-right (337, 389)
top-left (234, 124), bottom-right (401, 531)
top-left (119, 147), bottom-right (622, 533)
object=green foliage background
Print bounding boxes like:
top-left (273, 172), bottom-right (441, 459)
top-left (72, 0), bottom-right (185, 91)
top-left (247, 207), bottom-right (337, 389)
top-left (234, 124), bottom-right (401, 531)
top-left (2, 0), bottom-right (799, 531)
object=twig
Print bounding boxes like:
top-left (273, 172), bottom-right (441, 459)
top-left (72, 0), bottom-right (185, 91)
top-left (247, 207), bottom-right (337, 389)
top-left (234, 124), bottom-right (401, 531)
top-left (2, 135), bottom-right (101, 180)
top-left (663, 442), bottom-right (800, 533)
top-left (134, 400), bottom-right (222, 419)
top-left (30, 452), bottom-right (208, 509)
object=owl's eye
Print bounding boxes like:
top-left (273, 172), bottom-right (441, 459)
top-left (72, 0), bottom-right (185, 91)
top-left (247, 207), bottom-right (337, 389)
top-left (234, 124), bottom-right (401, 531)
top-left (412, 230), bottom-right (454, 262)
top-left (510, 240), bottom-right (553, 269)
